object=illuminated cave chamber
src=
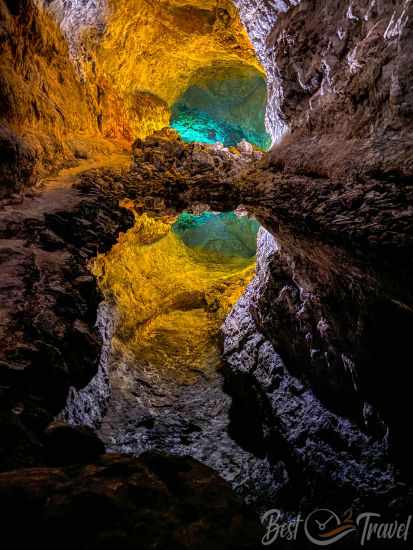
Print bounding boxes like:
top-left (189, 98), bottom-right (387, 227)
top-left (93, 210), bottom-right (260, 375)
top-left (173, 211), bottom-right (260, 257)
top-left (91, 210), bottom-right (273, 497)
top-left (171, 64), bottom-right (271, 149)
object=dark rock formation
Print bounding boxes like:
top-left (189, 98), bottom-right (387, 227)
top-left (0, 451), bottom-right (260, 550)
top-left (222, 229), bottom-right (399, 512)
top-left (220, 0), bottom-right (413, 519)
top-left (43, 421), bottom-right (105, 466)
top-left (1, 0), bottom-right (413, 542)
top-left (77, 129), bottom-right (261, 212)
top-left (0, 160), bottom-right (134, 471)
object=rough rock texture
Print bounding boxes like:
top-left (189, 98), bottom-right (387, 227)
top-left (59, 302), bottom-right (116, 429)
top-left (42, 0), bottom-right (264, 139)
top-left (2, 0), bottom-right (413, 537)
top-left (0, 139), bottom-right (265, 544)
top-left (1, 0), bottom-right (264, 195)
top-left (0, 451), bottom-right (261, 550)
top-left (0, 0), bottom-right (123, 196)
top-left (233, 0), bottom-right (300, 141)
top-left (238, 166), bottom-right (413, 440)
top-left (222, 229), bottom-right (403, 512)
top-left (76, 129), bottom-right (262, 212)
top-left (222, 0), bottom-right (413, 511)
top-left (0, 157), bottom-right (134, 470)
top-left (263, 0), bottom-right (413, 180)
top-left (171, 63), bottom-right (270, 149)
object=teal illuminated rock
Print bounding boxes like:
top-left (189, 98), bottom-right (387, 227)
top-left (171, 66), bottom-right (271, 150)
top-left (172, 212), bottom-right (260, 258)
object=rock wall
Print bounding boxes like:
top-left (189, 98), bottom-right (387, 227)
top-left (222, 0), bottom-right (413, 499)
top-left (233, 0), bottom-right (301, 141)
top-left (0, 162), bottom-right (134, 471)
top-left (0, 0), bottom-right (267, 195)
top-left (0, 0), bottom-right (105, 196)
top-left (59, 302), bottom-right (116, 429)
top-left (42, 0), bottom-right (263, 140)
top-left (222, 228), bottom-right (399, 512)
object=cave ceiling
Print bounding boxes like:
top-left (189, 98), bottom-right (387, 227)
top-left (45, 0), bottom-right (266, 140)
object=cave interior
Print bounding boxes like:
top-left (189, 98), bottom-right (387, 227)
top-left (0, 0), bottom-right (413, 548)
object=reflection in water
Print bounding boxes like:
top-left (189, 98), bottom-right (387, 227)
top-left (91, 210), bottom-right (281, 508)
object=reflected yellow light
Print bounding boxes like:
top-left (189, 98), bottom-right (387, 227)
top-left (91, 213), bottom-right (255, 381)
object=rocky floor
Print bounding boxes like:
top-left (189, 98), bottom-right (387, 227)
top-left (0, 451), bottom-right (260, 550)
top-left (0, 128), bottom-right (412, 547)
top-left (0, 140), bottom-right (269, 548)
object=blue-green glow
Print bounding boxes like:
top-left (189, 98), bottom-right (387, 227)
top-left (171, 106), bottom-right (271, 150)
top-left (170, 70), bottom-right (271, 150)
top-left (172, 211), bottom-right (260, 258)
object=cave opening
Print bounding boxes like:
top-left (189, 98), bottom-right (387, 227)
top-left (170, 63), bottom-right (271, 149)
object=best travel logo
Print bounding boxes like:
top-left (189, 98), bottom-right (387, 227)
top-left (261, 508), bottom-right (412, 546)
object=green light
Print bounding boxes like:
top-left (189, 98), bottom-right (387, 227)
top-left (172, 211), bottom-right (260, 258)
top-left (170, 73), bottom-right (271, 150)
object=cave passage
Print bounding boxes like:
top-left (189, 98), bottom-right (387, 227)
top-left (90, 209), bottom-right (278, 506)
top-left (171, 64), bottom-right (271, 149)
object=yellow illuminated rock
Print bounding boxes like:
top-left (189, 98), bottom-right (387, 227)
top-left (91, 213), bottom-right (256, 382)
top-left (82, 0), bottom-right (264, 138)
top-left (0, 0), bottom-right (266, 194)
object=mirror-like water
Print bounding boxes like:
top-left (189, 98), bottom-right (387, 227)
top-left (91, 210), bottom-right (281, 507)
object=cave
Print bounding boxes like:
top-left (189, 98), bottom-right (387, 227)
top-left (1, 0), bottom-right (413, 549)
top-left (171, 63), bottom-right (270, 148)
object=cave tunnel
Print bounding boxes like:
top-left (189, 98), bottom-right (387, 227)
top-left (171, 63), bottom-right (271, 149)
top-left (1, 0), bottom-right (413, 547)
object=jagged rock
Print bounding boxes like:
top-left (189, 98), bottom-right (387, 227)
top-left (0, 160), bottom-right (134, 471)
top-left (232, 0), bottom-right (413, 481)
top-left (222, 229), bottom-right (399, 513)
top-left (1, 0), bottom-right (413, 539)
top-left (0, 452), bottom-right (261, 550)
top-left (94, 128), bottom-right (261, 212)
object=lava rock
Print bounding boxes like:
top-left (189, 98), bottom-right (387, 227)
top-left (0, 411), bottom-right (43, 472)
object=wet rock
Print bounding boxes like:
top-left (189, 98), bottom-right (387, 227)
top-left (231, 0), bottom-right (413, 488)
top-left (222, 229), bottom-right (400, 512)
top-left (117, 128), bottom-right (260, 211)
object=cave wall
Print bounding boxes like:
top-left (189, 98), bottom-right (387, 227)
top-left (43, 0), bottom-right (263, 139)
top-left (1, 0), bottom-right (267, 195)
top-left (0, 0), bottom-right (105, 197)
top-left (233, 0), bottom-right (301, 142)
top-left (171, 63), bottom-right (270, 148)
top-left (224, 0), bottom-right (413, 482)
